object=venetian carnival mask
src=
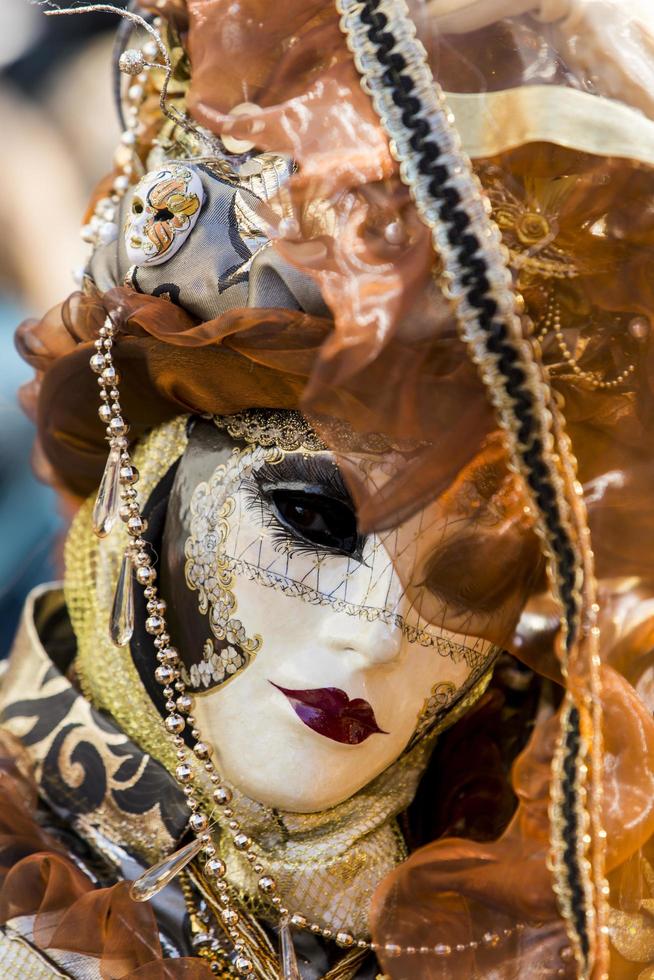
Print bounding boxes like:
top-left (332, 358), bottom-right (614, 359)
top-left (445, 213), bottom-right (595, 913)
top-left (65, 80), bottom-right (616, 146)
top-left (156, 413), bottom-right (517, 813)
top-left (124, 164), bottom-right (204, 267)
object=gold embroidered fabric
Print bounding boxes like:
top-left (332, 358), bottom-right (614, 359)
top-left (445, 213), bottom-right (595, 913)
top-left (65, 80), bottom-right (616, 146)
top-left (213, 410), bottom-right (420, 455)
top-left (0, 586), bottom-right (187, 865)
top-left (214, 411), bottom-right (327, 453)
top-left (214, 734), bottom-right (435, 937)
top-left (0, 927), bottom-right (71, 980)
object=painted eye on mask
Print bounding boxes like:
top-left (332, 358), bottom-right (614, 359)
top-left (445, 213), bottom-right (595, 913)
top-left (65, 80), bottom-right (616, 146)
top-left (270, 489), bottom-right (359, 556)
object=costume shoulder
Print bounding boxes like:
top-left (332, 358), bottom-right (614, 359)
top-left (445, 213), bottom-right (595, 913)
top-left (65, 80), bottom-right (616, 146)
top-left (0, 923), bottom-right (97, 979)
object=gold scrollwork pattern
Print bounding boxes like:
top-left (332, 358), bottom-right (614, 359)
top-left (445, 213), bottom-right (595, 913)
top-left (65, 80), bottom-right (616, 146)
top-left (184, 446), bottom-right (279, 688)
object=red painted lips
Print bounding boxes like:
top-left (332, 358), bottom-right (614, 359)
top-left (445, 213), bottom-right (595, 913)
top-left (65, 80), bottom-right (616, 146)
top-left (270, 682), bottom-right (387, 745)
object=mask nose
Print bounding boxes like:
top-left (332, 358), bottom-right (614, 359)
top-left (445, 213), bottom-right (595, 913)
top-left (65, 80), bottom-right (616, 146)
top-left (320, 613), bottom-right (402, 667)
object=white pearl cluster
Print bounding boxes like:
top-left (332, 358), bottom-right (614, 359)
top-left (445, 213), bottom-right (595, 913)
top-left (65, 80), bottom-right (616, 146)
top-left (78, 39), bottom-right (155, 264)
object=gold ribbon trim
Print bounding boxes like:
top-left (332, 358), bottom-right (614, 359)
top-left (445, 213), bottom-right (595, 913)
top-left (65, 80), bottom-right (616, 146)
top-left (448, 84), bottom-right (654, 165)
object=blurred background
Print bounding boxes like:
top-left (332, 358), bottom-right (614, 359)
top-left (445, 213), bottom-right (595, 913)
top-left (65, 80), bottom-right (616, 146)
top-left (0, 0), bottom-right (125, 655)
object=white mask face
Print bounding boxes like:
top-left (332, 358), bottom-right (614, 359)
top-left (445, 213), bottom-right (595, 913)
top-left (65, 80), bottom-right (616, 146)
top-left (173, 423), bottom-right (499, 814)
top-left (124, 165), bottom-right (204, 267)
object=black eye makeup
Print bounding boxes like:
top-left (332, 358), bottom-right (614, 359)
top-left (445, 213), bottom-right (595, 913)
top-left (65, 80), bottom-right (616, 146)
top-left (242, 454), bottom-right (366, 560)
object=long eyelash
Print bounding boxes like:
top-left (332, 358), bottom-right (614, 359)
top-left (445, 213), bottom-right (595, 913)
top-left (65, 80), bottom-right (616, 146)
top-left (269, 523), bottom-right (338, 561)
top-left (239, 454), bottom-right (365, 559)
top-left (240, 481), bottom-right (329, 559)
top-left (252, 455), bottom-right (350, 500)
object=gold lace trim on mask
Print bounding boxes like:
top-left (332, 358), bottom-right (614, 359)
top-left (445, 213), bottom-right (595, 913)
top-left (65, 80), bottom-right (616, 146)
top-left (213, 409), bottom-right (424, 455)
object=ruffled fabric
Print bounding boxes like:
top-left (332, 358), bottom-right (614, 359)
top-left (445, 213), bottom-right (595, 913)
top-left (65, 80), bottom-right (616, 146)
top-left (372, 665), bottom-right (654, 978)
top-left (0, 733), bottom-right (211, 978)
top-left (16, 286), bottom-right (332, 497)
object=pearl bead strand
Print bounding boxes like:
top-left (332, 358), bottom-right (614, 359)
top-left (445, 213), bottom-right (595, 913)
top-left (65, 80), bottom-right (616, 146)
top-left (536, 294), bottom-right (636, 390)
top-left (79, 47), bottom-right (152, 259)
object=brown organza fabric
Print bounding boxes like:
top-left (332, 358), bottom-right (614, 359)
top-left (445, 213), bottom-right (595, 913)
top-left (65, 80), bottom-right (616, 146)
top-left (17, 288), bottom-right (332, 497)
top-left (0, 733), bottom-right (211, 978)
top-left (16, 277), bottom-right (498, 533)
top-left (140, 0), bottom-right (189, 31)
top-left (14, 0), bottom-right (654, 976)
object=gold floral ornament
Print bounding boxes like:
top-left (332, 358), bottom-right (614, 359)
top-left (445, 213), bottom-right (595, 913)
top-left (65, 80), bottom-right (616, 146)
top-left (183, 448), bottom-right (268, 694)
top-left (482, 157), bottom-right (650, 389)
top-left (124, 163), bottom-right (204, 267)
top-left (482, 166), bottom-right (581, 284)
top-left (414, 681), bottom-right (457, 740)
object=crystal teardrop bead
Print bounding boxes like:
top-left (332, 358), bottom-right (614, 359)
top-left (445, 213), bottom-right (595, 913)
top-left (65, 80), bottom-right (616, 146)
top-left (110, 551), bottom-right (135, 647)
top-left (280, 916), bottom-right (301, 980)
top-left (92, 448), bottom-right (122, 537)
top-left (129, 837), bottom-right (204, 903)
